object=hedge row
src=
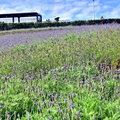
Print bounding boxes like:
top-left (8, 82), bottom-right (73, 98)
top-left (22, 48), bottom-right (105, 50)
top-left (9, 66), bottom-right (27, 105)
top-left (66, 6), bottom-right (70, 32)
top-left (0, 18), bottom-right (120, 31)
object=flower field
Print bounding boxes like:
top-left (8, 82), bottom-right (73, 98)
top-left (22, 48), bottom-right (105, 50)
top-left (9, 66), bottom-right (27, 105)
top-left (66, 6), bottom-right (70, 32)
top-left (0, 24), bottom-right (120, 120)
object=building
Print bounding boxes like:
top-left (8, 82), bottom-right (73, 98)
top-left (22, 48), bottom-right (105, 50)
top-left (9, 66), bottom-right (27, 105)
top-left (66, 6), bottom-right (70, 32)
top-left (0, 12), bottom-right (42, 23)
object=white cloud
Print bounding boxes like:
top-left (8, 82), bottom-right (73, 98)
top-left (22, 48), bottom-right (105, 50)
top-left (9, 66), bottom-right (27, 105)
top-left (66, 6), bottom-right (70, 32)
top-left (0, 0), bottom-right (120, 22)
top-left (101, 5), bottom-right (120, 19)
top-left (54, 0), bottom-right (63, 3)
top-left (110, 6), bottom-right (120, 18)
top-left (49, 1), bottom-right (89, 20)
top-left (76, 7), bottom-right (93, 20)
top-left (73, 1), bottom-right (87, 7)
top-left (102, 5), bottom-right (110, 10)
top-left (104, 0), bottom-right (118, 4)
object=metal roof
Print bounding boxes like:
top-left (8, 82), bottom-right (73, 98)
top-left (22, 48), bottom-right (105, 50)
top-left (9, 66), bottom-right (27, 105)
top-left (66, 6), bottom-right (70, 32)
top-left (0, 12), bottom-right (42, 18)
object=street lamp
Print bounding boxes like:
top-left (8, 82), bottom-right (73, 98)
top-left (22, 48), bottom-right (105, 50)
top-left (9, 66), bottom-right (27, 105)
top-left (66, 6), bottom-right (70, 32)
top-left (92, 0), bottom-right (95, 20)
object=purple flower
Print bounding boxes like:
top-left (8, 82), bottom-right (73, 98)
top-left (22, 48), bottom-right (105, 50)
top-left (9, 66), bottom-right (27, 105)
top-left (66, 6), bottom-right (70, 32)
top-left (1, 86), bottom-right (4, 89)
top-left (29, 76), bottom-right (33, 81)
top-left (93, 115), bottom-right (97, 119)
top-left (58, 108), bottom-right (62, 114)
top-left (79, 81), bottom-right (83, 84)
top-left (48, 109), bottom-right (51, 114)
top-left (92, 75), bottom-right (96, 80)
top-left (76, 111), bottom-right (81, 117)
top-left (28, 114), bottom-right (32, 120)
top-left (114, 87), bottom-right (117, 90)
top-left (83, 84), bottom-right (87, 88)
top-left (55, 94), bottom-right (59, 99)
top-left (0, 105), bottom-right (3, 109)
top-left (113, 75), bottom-right (117, 79)
top-left (64, 98), bottom-right (67, 102)
top-left (70, 102), bottom-right (74, 109)
top-left (85, 74), bottom-right (88, 79)
top-left (63, 116), bottom-right (67, 120)
top-left (88, 81), bottom-right (91, 85)
top-left (48, 101), bottom-right (54, 107)
top-left (72, 93), bottom-right (76, 97)
top-left (101, 82), bottom-right (105, 87)
top-left (48, 118), bottom-right (52, 120)
top-left (36, 102), bottom-right (40, 106)
top-left (101, 77), bottom-right (104, 82)
top-left (68, 93), bottom-right (71, 98)
top-left (4, 75), bottom-right (8, 80)
top-left (100, 95), bottom-right (104, 99)
top-left (100, 73), bottom-right (104, 77)
top-left (39, 108), bottom-right (42, 113)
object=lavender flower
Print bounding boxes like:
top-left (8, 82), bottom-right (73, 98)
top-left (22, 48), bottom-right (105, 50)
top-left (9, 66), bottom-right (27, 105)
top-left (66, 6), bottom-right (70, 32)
top-left (114, 87), bottom-right (117, 90)
top-left (58, 108), bottom-right (62, 114)
top-left (1, 86), bottom-right (4, 90)
top-left (92, 75), bottom-right (96, 80)
top-left (68, 93), bottom-right (71, 98)
top-left (101, 77), bottom-right (104, 82)
top-left (79, 80), bottom-right (84, 84)
top-left (48, 109), bottom-right (51, 114)
top-left (76, 110), bottom-right (81, 117)
top-left (39, 108), bottom-right (42, 113)
top-left (29, 76), bottom-right (34, 81)
top-left (100, 95), bottom-right (104, 100)
top-left (28, 114), bottom-right (32, 120)
top-left (0, 105), bottom-right (3, 109)
top-left (83, 84), bottom-right (87, 88)
top-left (48, 118), bottom-right (52, 120)
top-left (85, 74), bottom-right (88, 79)
top-left (72, 93), bottom-right (76, 97)
top-left (17, 114), bottom-right (20, 118)
top-left (93, 115), bottom-right (97, 120)
top-left (63, 116), bottom-right (67, 120)
top-left (101, 82), bottom-right (105, 87)
top-left (70, 102), bottom-right (74, 109)
top-left (48, 101), bottom-right (54, 107)
top-left (4, 75), bottom-right (8, 80)
top-left (64, 98), bottom-right (67, 102)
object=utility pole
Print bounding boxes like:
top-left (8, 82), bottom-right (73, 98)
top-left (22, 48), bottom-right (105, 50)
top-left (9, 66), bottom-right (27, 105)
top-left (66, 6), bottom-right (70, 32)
top-left (92, 0), bottom-right (95, 20)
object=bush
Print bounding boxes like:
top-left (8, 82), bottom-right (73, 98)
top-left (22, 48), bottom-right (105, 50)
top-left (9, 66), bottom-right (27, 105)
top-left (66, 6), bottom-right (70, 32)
top-left (0, 22), bottom-right (8, 30)
top-left (0, 18), bottom-right (120, 31)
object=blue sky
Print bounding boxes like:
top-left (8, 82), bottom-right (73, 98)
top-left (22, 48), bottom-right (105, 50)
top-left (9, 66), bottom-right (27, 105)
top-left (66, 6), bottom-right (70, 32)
top-left (0, 0), bottom-right (120, 22)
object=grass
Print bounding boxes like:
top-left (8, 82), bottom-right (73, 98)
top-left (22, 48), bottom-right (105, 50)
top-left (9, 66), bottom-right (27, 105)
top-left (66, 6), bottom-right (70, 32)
top-left (0, 26), bottom-right (73, 36)
top-left (0, 24), bottom-right (120, 120)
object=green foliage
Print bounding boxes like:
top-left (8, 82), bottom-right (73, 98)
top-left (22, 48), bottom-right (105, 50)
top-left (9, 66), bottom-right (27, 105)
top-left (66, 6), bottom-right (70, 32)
top-left (0, 26), bottom-right (120, 119)
top-left (0, 18), bottom-right (120, 30)
top-left (0, 22), bottom-right (8, 30)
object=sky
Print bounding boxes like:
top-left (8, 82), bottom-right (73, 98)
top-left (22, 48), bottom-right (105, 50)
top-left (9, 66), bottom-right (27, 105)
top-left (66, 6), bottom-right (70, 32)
top-left (0, 0), bottom-right (120, 22)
